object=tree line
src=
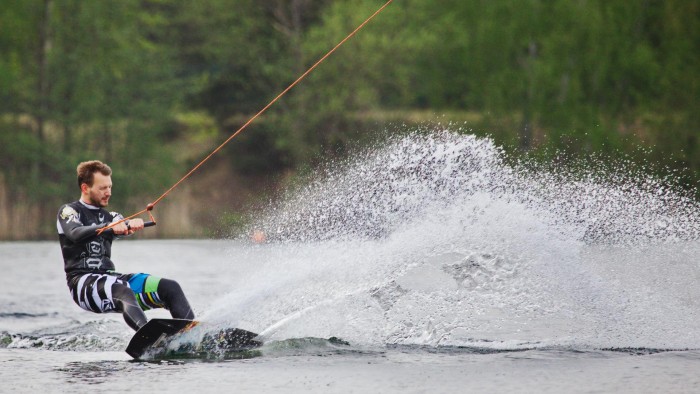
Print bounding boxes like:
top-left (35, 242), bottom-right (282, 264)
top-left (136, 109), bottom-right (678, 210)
top-left (1, 0), bottom-right (698, 239)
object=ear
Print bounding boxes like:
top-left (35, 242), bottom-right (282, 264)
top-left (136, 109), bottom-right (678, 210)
top-left (80, 183), bottom-right (89, 194)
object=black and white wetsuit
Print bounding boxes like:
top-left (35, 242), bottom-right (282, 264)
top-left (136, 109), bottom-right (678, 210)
top-left (57, 200), bottom-right (119, 279)
top-left (57, 200), bottom-right (194, 330)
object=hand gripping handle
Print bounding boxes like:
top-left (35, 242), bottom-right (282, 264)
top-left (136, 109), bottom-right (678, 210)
top-left (102, 221), bottom-right (156, 235)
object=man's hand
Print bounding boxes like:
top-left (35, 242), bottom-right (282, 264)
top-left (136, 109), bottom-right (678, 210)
top-left (112, 218), bottom-right (144, 235)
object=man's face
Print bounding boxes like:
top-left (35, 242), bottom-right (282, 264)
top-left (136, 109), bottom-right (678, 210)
top-left (83, 172), bottom-right (112, 207)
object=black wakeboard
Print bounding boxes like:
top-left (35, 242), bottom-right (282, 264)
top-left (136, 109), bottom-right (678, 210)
top-left (126, 318), bottom-right (262, 359)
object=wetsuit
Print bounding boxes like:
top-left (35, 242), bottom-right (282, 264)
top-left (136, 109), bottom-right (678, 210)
top-left (57, 200), bottom-right (194, 330)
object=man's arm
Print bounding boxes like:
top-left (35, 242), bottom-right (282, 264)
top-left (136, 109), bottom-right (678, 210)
top-left (57, 205), bottom-right (107, 243)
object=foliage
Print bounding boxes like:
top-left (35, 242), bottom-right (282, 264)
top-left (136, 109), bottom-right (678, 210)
top-left (1, 0), bottom-right (698, 238)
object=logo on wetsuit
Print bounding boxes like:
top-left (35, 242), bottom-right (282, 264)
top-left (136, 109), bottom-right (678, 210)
top-left (60, 206), bottom-right (81, 225)
top-left (85, 240), bottom-right (104, 269)
top-left (101, 299), bottom-right (114, 311)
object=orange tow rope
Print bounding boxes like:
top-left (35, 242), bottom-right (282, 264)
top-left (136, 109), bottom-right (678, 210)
top-left (99, 0), bottom-right (395, 235)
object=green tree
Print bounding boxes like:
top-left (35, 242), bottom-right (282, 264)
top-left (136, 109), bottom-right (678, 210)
top-left (1, 0), bottom-right (185, 237)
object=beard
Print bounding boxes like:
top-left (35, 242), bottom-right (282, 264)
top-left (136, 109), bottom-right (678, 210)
top-left (88, 190), bottom-right (109, 207)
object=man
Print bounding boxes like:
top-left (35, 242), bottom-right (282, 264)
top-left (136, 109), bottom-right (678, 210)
top-left (57, 160), bottom-right (194, 330)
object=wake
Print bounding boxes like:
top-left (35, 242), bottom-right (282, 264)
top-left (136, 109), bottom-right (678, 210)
top-left (207, 127), bottom-right (700, 350)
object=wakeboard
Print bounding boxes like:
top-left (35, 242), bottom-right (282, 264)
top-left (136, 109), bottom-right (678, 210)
top-left (126, 318), bottom-right (262, 359)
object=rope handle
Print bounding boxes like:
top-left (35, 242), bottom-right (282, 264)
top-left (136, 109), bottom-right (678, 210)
top-left (97, 207), bottom-right (156, 236)
top-left (99, 221), bottom-right (156, 236)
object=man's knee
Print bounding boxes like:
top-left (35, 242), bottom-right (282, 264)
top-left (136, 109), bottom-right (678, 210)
top-left (158, 278), bottom-right (184, 297)
top-left (158, 278), bottom-right (194, 320)
top-left (111, 282), bottom-right (137, 310)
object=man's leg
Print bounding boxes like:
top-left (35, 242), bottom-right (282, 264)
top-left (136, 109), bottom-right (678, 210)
top-left (125, 273), bottom-right (195, 320)
top-left (111, 283), bottom-right (148, 330)
top-left (68, 273), bottom-right (148, 331)
top-left (157, 278), bottom-right (195, 320)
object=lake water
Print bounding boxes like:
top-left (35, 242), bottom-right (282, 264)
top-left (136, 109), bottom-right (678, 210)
top-left (3, 130), bottom-right (700, 392)
top-left (1, 240), bottom-right (700, 393)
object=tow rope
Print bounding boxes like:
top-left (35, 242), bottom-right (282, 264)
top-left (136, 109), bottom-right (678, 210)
top-left (99, 0), bottom-right (394, 235)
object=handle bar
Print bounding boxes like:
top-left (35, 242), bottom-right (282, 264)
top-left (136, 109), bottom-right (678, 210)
top-left (101, 221), bottom-right (156, 235)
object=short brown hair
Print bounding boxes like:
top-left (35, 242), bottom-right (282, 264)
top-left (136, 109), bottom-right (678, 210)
top-left (77, 160), bottom-right (112, 189)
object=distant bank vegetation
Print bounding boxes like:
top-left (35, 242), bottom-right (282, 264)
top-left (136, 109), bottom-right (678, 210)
top-left (1, 0), bottom-right (698, 239)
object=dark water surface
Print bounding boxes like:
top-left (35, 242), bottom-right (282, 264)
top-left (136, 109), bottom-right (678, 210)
top-left (2, 241), bottom-right (700, 393)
